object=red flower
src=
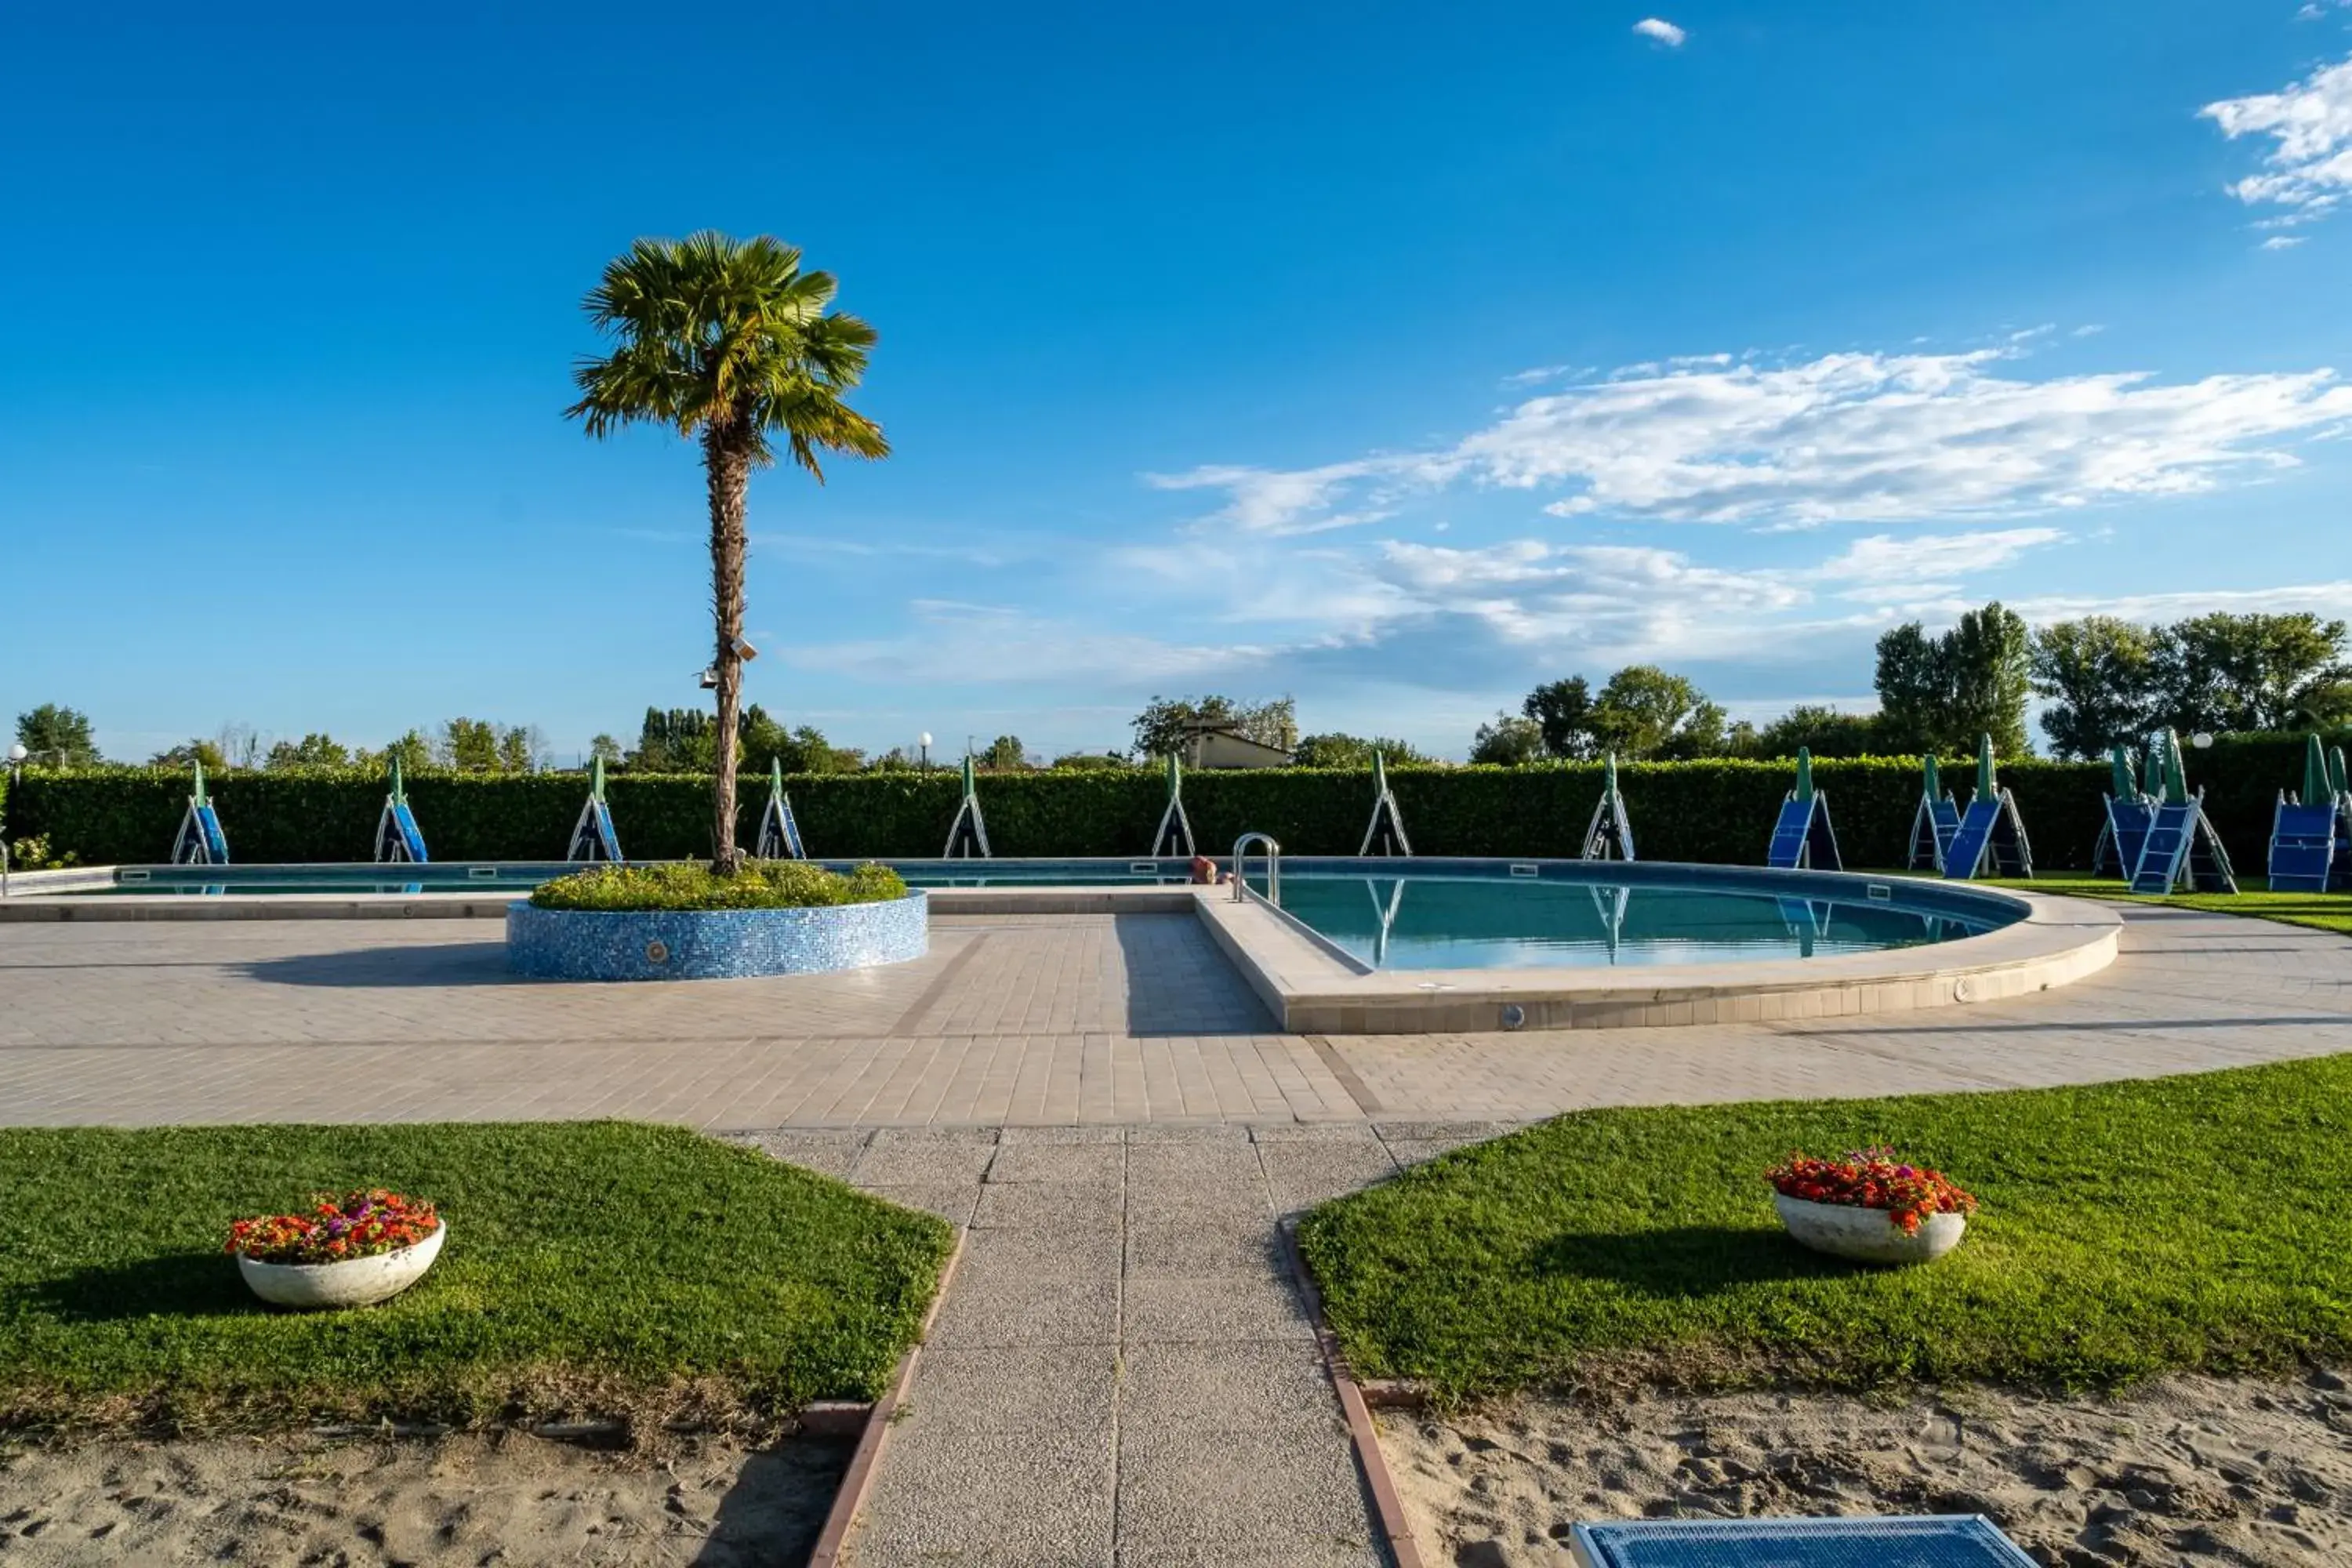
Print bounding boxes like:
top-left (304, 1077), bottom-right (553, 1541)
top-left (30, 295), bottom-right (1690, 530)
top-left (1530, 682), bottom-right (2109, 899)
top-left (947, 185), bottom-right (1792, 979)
top-left (1764, 1147), bottom-right (1976, 1235)
top-left (227, 1189), bottom-right (440, 1265)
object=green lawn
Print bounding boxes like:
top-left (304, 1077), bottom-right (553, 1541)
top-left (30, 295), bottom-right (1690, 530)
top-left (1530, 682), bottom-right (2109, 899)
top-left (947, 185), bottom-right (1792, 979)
top-left (1298, 1058), bottom-right (2352, 1404)
top-left (0, 1122), bottom-right (953, 1436)
top-left (1975, 871), bottom-right (2352, 938)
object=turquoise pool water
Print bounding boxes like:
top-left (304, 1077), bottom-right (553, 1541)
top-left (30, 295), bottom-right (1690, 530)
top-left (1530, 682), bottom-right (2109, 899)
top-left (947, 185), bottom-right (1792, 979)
top-left (38, 859), bottom-right (1187, 897)
top-left (1264, 874), bottom-right (1994, 971)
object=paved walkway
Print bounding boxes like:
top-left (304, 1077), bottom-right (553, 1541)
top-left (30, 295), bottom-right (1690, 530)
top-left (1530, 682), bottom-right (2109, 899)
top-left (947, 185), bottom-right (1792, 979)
top-left (742, 1121), bottom-right (1490, 1567)
top-left (3, 907), bottom-right (2349, 1128)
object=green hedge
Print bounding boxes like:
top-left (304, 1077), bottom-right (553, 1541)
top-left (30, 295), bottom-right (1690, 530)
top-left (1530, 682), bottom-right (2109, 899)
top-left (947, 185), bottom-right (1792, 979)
top-left (4, 731), bottom-right (2339, 872)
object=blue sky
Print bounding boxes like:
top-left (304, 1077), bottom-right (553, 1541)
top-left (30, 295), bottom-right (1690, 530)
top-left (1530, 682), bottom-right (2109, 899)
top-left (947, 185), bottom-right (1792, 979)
top-left (5, 2), bottom-right (2350, 764)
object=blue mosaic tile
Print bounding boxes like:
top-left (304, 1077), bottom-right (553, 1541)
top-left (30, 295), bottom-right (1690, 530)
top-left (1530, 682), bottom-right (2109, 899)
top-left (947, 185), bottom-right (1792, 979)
top-left (506, 891), bottom-right (928, 982)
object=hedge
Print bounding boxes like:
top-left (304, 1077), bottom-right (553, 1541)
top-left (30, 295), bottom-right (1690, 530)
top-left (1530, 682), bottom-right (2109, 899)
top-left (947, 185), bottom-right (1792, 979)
top-left (5, 731), bottom-right (2339, 872)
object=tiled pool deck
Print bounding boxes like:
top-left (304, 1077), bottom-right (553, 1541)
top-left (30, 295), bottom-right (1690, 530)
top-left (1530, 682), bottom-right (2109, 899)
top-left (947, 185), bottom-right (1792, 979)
top-left (3, 906), bottom-right (2347, 1128)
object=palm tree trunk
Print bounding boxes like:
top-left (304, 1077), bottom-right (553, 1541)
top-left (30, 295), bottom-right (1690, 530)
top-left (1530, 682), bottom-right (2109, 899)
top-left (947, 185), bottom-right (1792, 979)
top-left (704, 420), bottom-right (753, 873)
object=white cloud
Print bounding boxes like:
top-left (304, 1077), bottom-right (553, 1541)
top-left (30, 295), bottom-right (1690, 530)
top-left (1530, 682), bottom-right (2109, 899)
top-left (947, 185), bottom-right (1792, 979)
top-left (1161, 348), bottom-right (2352, 532)
top-left (1809, 528), bottom-right (2066, 600)
top-left (2263, 234), bottom-right (2309, 250)
top-left (1632, 17), bottom-right (1687, 47)
top-left (1143, 459), bottom-right (1406, 535)
top-left (782, 597), bottom-right (1270, 686)
top-left (2201, 51), bottom-right (2352, 222)
top-left (2005, 579), bottom-right (2352, 626)
top-left (1369, 539), bottom-right (1804, 655)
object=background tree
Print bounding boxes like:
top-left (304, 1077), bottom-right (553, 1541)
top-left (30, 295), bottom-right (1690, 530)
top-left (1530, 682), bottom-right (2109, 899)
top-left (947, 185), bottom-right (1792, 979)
top-left (731, 706), bottom-right (860, 774)
top-left (13, 704), bottom-right (100, 766)
top-left (1050, 750), bottom-right (1139, 770)
top-left (2031, 617), bottom-right (2158, 760)
top-left (1874, 601), bottom-right (2031, 756)
top-left (1739, 706), bottom-right (1882, 759)
top-left (1468, 712), bottom-right (1546, 765)
top-left (976, 735), bottom-right (1030, 771)
top-left (496, 725), bottom-right (545, 774)
top-left (1871, 623), bottom-right (1946, 754)
top-left (1589, 666), bottom-right (1726, 760)
top-left (213, 722), bottom-right (263, 770)
top-left (149, 738), bottom-right (227, 771)
top-left (1131, 695), bottom-right (1298, 758)
top-left (264, 733), bottom-right (354, 769)
top-left (1519, 677), bottom-right (1595, 759)
top-left (1944, 601), bottom-right (2031, 757)
top-left (589, 734), bottom-right (624, 765)
top-left (568, 231), bottom-right (887, 871)
top-left (439, 718), bottom-right (503, 772)
top-left (379, 730), bottom-right (434, 776)
top-left (629, 707), bottom-right (715, 771)
top-left (2148, 612), bottom-right (2350, 735)
top-left (1291, 733), bottom-right (1438, 768)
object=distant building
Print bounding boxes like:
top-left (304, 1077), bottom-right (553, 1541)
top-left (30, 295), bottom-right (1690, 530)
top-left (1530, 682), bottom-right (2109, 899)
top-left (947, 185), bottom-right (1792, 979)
top-left (1176, 720), bottom-right (1294, 770)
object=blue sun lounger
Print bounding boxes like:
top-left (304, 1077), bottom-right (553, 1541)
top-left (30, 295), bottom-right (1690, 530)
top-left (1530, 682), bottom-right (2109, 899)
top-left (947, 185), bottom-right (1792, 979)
top-left (373, 760), bottom-right (429, 863)
top-left (2269, 737), bottom-right (2339, 893)
top-left (567, 757), bottom-right (624, 862)
top-left (2129, 730), bottom-right (2237, 894)
top-left (1581, 753), bottom-right (1635, 862)
top-left (1570, 1513), bottom-right (2036, 1567)
top-left (2094, 795), bottom-right (2153, 878)
top-left (1766, 750), bottom-right (1840, 871)
top-left (2270, 797), bottom-right (2337, 893)
top-left (753, 760), bottom-right (806, 859)
top-left (1904, 763), bottom-right (1961, 873)
top-left (169, 760), bottom-right (230, 865)
top-left (1942, 736), bottom-right (2031, 880)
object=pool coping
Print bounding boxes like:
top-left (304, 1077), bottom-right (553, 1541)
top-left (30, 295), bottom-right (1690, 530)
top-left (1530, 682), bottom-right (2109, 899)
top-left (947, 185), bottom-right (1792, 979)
top-left (0, 874), bottom-right (1205, 922)
top-left (1190, 883), bottom-right (2123, 1033)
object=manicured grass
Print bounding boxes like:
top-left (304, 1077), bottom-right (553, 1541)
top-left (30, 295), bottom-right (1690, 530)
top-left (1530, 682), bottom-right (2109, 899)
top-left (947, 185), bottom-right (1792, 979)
top-left (0, 1122), bottom-right (953, 1436)
top-left (1980, 872), bottom-right (2352, 938)
top-left (530, 859), bottom-right (907, 911)
top-left (1298, 1058), bottom-right (2352, 1403)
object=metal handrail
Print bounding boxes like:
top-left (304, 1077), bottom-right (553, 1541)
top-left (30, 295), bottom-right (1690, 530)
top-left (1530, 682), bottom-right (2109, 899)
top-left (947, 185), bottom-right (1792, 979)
top-left (1231, 832), bottom-right (1280, 905)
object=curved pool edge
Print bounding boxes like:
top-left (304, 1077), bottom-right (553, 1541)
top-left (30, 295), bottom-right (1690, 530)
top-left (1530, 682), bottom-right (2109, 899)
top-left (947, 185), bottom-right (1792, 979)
top-left (1193, 884), bottom-right (2124, 1035)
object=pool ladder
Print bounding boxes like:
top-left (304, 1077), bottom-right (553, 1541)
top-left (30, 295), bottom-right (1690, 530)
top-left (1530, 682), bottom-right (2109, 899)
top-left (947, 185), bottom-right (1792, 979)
top-left (1231, 832), bottom-right (1280, 905)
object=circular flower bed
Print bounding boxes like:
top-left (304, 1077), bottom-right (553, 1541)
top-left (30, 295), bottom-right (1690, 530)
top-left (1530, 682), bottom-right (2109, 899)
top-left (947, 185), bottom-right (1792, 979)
top-left (1765, 1147), bottom-right (1977, 1265)
top-left (227, 1189), bottom-right (446, 1308)
top-left (509, 860), bottom-right (927, 982)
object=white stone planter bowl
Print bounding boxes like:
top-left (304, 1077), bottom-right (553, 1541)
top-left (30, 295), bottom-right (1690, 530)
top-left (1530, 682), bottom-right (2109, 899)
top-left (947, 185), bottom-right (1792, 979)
top-left (237, 1221), bottom-right (446, 1309)
top-left (1773, 1193), bottom-right (1965, 1265)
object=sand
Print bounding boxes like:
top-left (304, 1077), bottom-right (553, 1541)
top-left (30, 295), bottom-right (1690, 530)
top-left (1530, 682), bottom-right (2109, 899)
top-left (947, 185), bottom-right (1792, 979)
top-left (0, 1428), bottom-right (848, 1566)
top-left (1385, 1369), bottom-right (2352, 1566)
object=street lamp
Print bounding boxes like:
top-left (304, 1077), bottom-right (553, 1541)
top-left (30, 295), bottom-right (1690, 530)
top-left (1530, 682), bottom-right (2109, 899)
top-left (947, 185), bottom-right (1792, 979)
top-left (5, 743), bottom-right (24, 786)
top-left (918, 732), bottom-right (931, 771)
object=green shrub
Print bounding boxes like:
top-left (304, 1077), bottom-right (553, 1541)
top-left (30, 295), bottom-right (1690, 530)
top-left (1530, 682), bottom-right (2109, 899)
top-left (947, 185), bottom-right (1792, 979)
top-left (529, 859), bottom-right (908, 912)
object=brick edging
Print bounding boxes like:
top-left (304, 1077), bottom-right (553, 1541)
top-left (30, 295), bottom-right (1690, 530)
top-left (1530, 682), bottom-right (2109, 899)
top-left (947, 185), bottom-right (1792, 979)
top-left (1281, 1220), bottom-right (1426, 1568)
top-left (808, 1228), bottom-right (967, 1567)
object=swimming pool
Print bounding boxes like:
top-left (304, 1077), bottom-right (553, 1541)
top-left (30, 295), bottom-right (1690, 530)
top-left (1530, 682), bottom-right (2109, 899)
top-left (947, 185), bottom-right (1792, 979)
top-left (24, 858), bottom-right (1192, 898)
top-left (1261, 872), bottom-right (1994, 971)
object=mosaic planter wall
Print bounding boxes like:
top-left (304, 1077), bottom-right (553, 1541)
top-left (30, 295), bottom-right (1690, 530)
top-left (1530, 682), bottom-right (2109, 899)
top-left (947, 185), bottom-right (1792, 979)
top-left (506, 891), bottom-right (927, 982)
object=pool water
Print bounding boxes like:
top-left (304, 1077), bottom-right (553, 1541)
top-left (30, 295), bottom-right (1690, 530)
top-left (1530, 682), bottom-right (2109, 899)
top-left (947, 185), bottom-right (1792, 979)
top-left (45, 859), bottom-right (1189, 898)
top-left (1264, 874), bottom-right (1994, 971)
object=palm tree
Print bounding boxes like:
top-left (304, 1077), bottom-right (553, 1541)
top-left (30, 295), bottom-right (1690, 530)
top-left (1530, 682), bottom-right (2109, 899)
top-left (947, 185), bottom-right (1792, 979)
top-left (567, 232), bottom-right (887, 872)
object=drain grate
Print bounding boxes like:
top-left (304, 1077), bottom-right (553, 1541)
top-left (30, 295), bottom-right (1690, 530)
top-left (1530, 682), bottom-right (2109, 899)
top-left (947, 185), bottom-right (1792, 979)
top-left (1572, 1514), bottom-right (2036, 1568)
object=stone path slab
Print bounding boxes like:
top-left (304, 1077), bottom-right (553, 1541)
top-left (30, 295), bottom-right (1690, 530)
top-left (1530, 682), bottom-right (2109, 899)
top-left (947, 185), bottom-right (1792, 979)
top-left (735, 1123), bottom-right (1486, 1567)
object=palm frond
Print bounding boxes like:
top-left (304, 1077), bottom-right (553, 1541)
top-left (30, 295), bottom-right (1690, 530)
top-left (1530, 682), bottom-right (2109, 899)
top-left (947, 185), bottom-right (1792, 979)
top-left (564, 230), bottom-right (886, 469)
